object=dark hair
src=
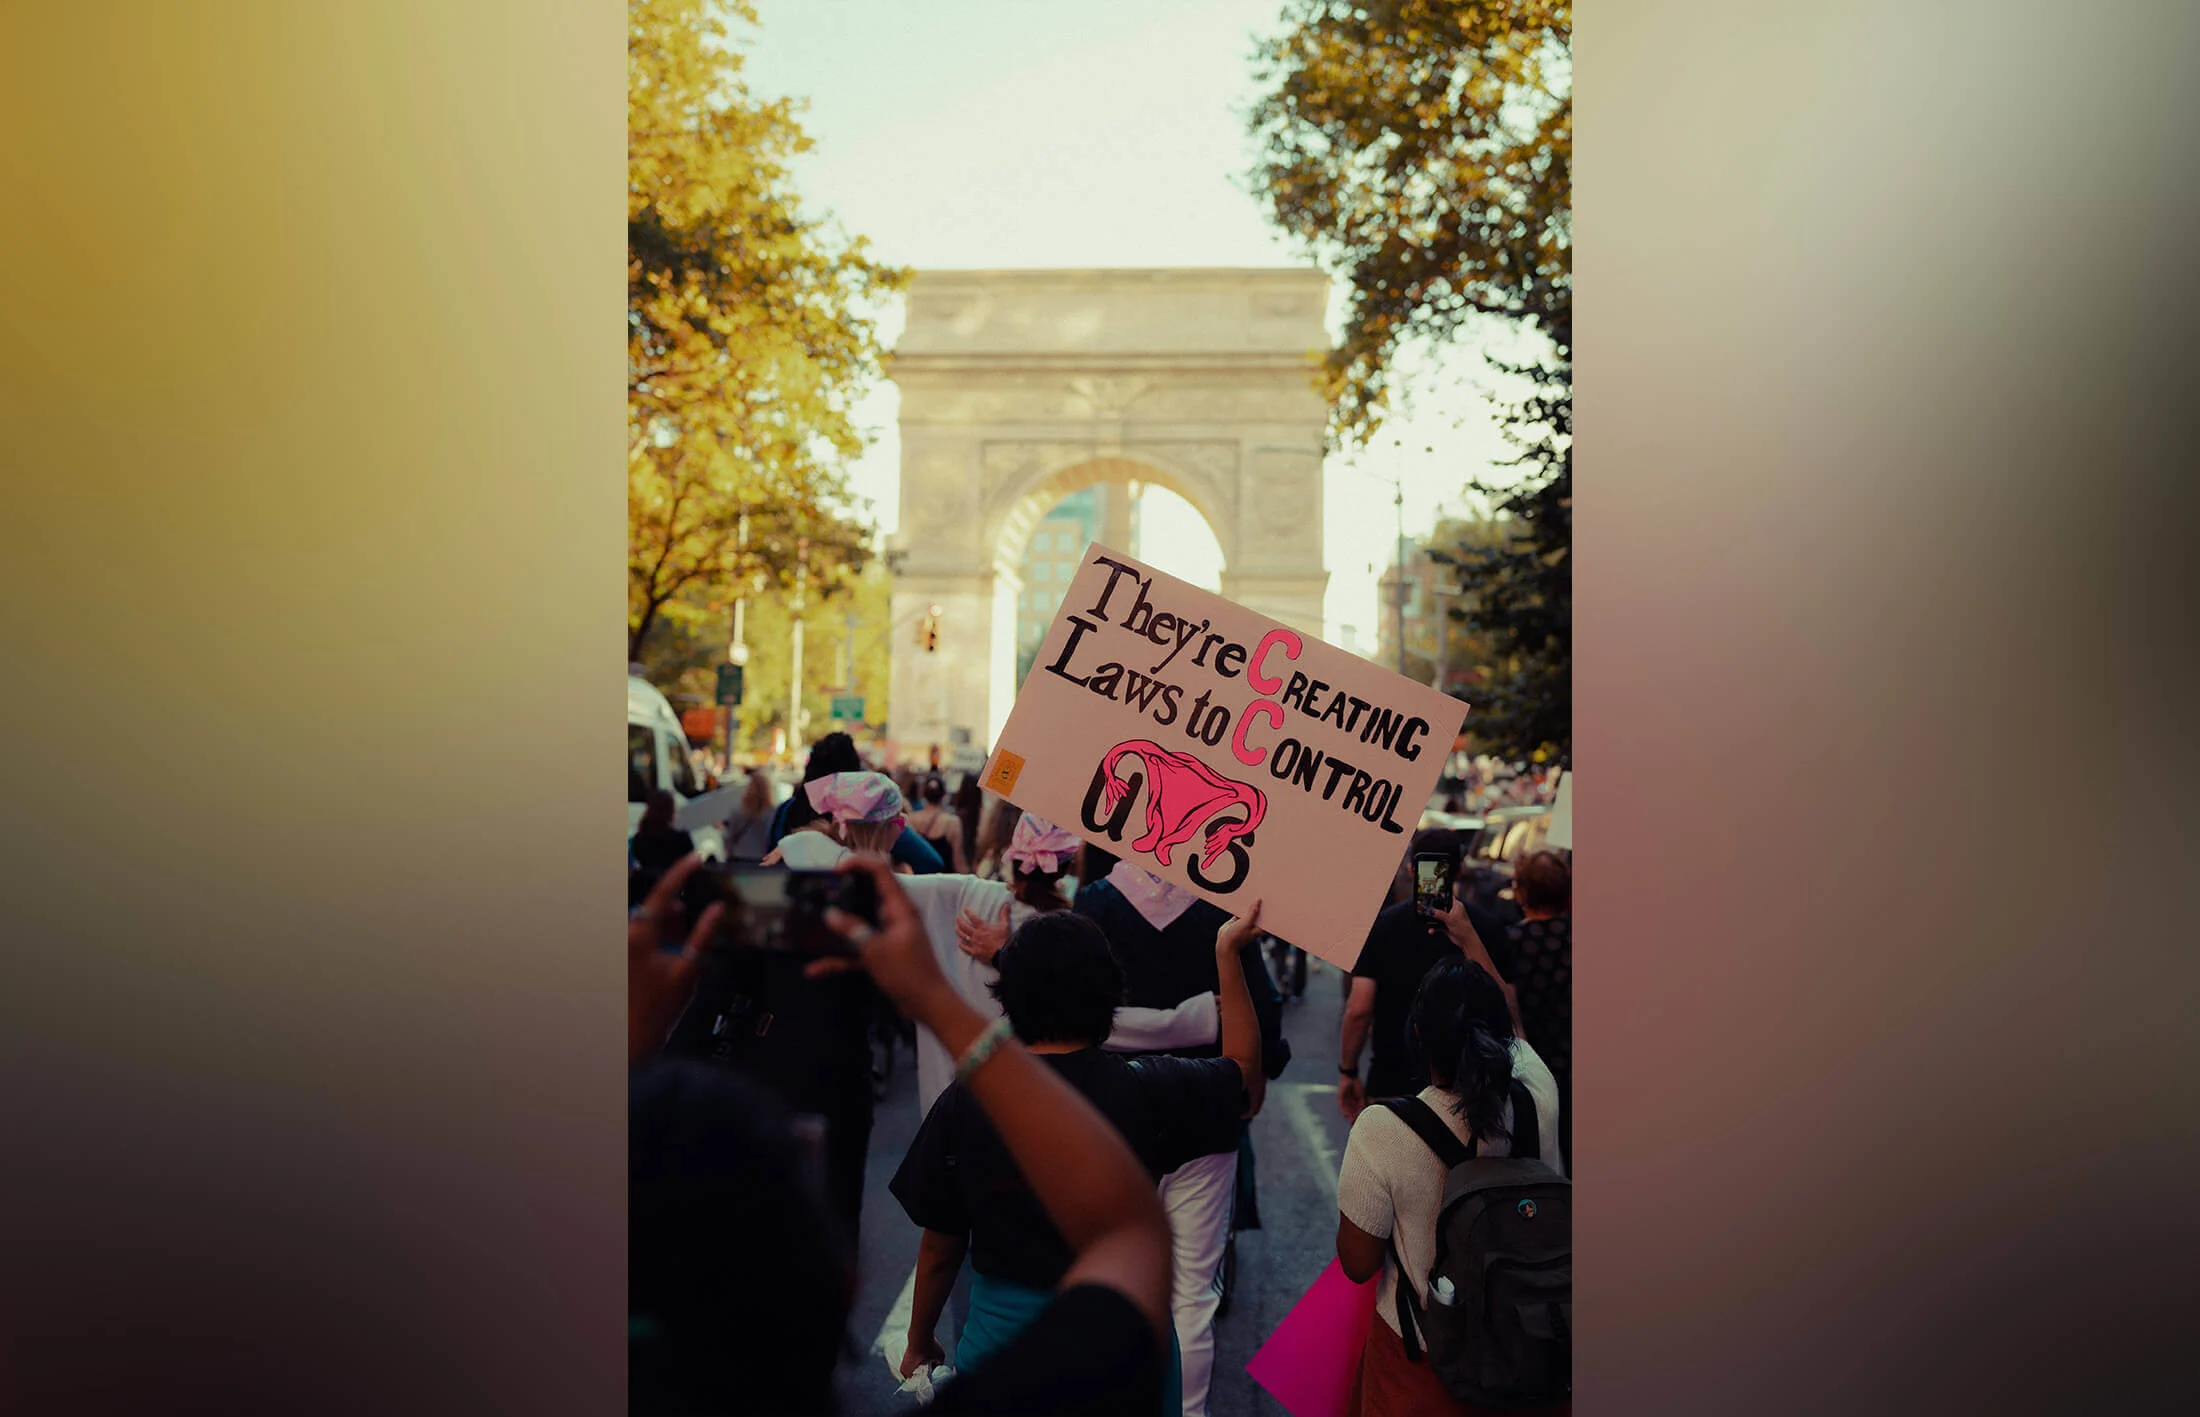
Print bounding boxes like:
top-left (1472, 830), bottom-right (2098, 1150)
top-left (629, 1062), bottom-right (850, 1416)
top-left (921, 774), bottom-right (947, 805)
top-left (1008, 862), bottom-right (1068, 913)
top-left (639, 789), bottom-right (676, 835)
top-left (781, 734), bottom-right (862, 835)
top-left (802, 732), bottom-right (860, 781)
top-left (1514, 850), bottom-right (1571, 913)
top-left (989, 912), bottom-right (1123, 1047)
top-left (953, 776), bottom-right (983, 862)
top-left (1410, 956), bottom-right (1517, 1146)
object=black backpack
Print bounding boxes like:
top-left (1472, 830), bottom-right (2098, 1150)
top-left (1377, 1083), bottom-right (1571, 1408)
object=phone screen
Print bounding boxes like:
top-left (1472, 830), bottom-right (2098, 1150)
top-left (1414, 853), bottom-right (1454, 913)
top-left (705, 866), bottom-right (865, 955)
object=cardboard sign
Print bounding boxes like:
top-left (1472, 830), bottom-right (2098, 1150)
top-left (984, 545), bottom-right (1467, 968)
top-left (1245, 1259), bottom-right (1379, 1417)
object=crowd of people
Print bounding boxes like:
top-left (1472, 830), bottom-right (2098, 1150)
top-left (630, 730), bottom-right (1572, 1416)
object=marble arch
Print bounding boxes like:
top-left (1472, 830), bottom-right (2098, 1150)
top-left (885, 268), bottom-right (1332, 766)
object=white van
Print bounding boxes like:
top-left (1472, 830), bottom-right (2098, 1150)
top-left (628, 673), bottom-right (724, 860)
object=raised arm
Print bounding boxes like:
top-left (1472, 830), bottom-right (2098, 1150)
top-left (1214, 903), bottom-right (1267, 1117)
top-left (824, 856), bottom-right (1172, 1334)
top-left (1440, 898), bottom-right (1524, 1037)
top-left (1105, 992), bottom-right (1219, 1053)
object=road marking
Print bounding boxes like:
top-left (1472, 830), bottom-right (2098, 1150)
top-left (1276, 1082), bottom-right (1341, 1200)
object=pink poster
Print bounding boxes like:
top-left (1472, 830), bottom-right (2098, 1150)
top-left (1245, 1258), bottom-right (1380, 1417)
top-left (981, 545), bottom-right (1467, 967)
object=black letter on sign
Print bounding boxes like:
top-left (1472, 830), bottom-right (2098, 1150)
top-left (1185, 823), bottom-right (1253, 894)
top-left (1081, 762), bottom-right (1140, 842)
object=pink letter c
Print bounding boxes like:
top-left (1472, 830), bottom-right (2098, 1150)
top-left (1247, 628), bottom-right (1302, 695)
top-left (1231, 700), bottom-right (1286, 767)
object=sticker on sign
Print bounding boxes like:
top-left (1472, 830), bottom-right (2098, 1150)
top-left (981, 545), bottom-right (1467, 969)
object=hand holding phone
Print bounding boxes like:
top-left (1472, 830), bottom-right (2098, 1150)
top-left (1413, 851), bottom-right (1456, 915)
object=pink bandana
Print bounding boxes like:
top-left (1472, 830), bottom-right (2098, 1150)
top-left (1001, 814), bottom-right (1081, 875)
top-left (1108, 861), bottom-right (1202, 930)
top-left (803, 772), bottom-right (907, 830)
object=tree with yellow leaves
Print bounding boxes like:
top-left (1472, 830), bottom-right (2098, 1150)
top-left (629, 0), bottom-right (905, 661)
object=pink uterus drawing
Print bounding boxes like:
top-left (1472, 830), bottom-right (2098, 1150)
top-left (1099, 739), bottom-right (1267, 872)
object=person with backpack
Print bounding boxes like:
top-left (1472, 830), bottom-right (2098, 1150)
top-left (1334, 955), bottom-right (1570, 1415)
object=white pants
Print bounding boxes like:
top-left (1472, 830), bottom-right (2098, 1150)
top-left (1159, 1147), bottom-right (1237, 1417)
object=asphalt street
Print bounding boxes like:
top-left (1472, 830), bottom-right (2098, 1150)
top-left (833, 949), bottom-right (1359, 1416)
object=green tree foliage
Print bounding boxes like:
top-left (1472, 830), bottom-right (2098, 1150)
top-left (1250, 0), bottom-right (1569, 443)
top-left (1435, 354), bottom-right (1569, 763)
top-left (634, 560), bottom-right (894, 761)
top-left (1249, 0), bottom-right (1569, 762)
top-left (629, 0), bottom-right (904, 660)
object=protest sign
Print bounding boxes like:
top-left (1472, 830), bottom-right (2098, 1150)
top-left (1245, 1258), bottom-right (1378, 1417)
top-left (981, 545), bottom-right (1467, 968)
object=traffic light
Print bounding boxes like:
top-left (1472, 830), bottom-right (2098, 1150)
top-left (918, 603), bottom-right (942, 653)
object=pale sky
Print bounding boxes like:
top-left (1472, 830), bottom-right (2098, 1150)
top-left (743, 0), bottom-right (1538, 647)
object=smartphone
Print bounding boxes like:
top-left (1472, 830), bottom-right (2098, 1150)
top-left (1413, 851), bottom-right (1455, 914)
top-left (685, 865), bottom-right (880, 955)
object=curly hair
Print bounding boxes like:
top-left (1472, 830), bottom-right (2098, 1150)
top-left (988, 911), bottom-right (1123, 1047)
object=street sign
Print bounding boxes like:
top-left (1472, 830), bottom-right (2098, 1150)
top-left (715, 664), bottom-right (745, 706)
top-left (830, 694), bottom-right (865, 721)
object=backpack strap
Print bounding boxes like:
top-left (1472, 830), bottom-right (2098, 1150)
top-left (1508, 1081), bottom-right (1540, 1161)
top-left (1371, 1098), bottom-right (1473, 1364)
top-left (1373, 1096), bottom-right (1474, 1168)
top-left (1385, 1236), bottom-right (1427, 1362)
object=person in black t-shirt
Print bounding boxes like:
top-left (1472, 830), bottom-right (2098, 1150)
top-left (1340, 899), bottom-right (1450, 1116)
top-left (1340, 833), bottom-right (1518, 1121)
top-left (892, 908), bottom-right (1265, 1411)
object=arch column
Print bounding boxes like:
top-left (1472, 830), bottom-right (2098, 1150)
top-left (1218, 571), bottom-right (1330, 637)
top-left (886, 565), bottom-right (1020, 768)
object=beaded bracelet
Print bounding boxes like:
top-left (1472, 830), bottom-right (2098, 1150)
top-left (955, 1016), bottom-right (1016, 1083)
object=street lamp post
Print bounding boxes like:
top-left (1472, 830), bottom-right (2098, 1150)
top-left (725, 512), bottom-right (750, 764)
top-left (788, 536), bottom-right (809, 760)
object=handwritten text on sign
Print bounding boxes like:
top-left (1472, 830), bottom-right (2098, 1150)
top-left (984, 546), bottom-right (1467, 967)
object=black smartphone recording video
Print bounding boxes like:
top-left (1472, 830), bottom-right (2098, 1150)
top-left (1413, 851), bottom-right (1455, 914)
top-left (683, 865), bottom-right (879, 956)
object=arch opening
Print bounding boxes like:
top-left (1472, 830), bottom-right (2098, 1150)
top-left (996, 461), bottom-right (1227, 688)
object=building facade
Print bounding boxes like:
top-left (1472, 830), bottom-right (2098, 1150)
top-left (1011, 484), bottom-right (1137, 687)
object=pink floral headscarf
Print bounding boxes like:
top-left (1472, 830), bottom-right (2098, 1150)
top-left (803, 772), bottom-right (906, 830)
top-left (1001, 814), bottom-right (1081, 875)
